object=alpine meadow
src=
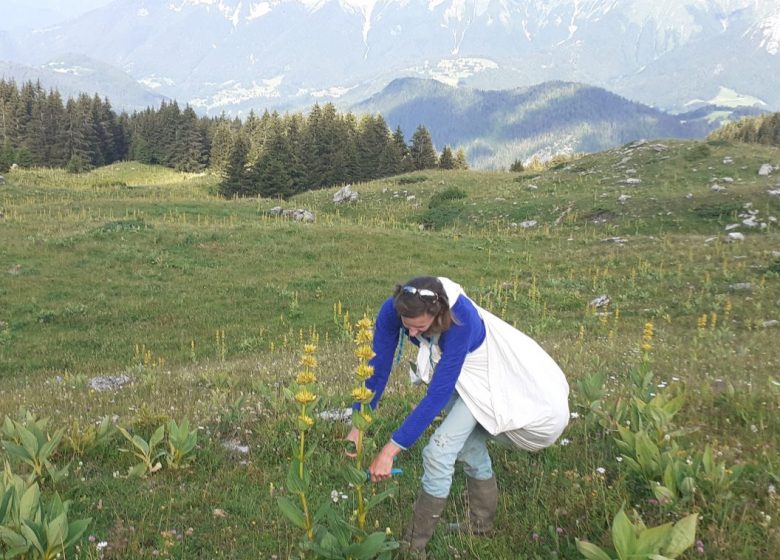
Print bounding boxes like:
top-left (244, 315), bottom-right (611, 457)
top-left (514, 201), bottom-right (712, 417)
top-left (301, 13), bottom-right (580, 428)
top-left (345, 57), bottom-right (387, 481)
top-left (1, 129), bottom-right (779, 559)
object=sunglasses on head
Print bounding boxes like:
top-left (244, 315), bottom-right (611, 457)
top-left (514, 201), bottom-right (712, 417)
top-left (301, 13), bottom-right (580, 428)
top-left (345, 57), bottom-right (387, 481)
top-left (401, 285), bottom-right (438, 302)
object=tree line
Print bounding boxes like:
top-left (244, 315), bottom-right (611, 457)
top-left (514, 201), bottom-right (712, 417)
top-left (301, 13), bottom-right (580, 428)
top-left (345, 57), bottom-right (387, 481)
top-left (0, 79), bottom-right (467, 197)
top-left (707, 111), bottom-right (780, 146)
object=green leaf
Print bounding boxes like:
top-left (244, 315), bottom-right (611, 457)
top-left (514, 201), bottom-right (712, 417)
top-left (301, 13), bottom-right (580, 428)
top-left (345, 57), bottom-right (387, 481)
top-left (20, 521), bottom-right (44, 555)
top-left (286, 461), bottom-right (309, 494)
top-left (575, 539), bottom-right (613, 560)
top-left (702, 445), bottom-right (714, 474)
top-left (45, 511), bottom-right (68, 551)
top-left (635, 522), bottom-right (672, 555)
top-left (19, 483), bottom-right (40, 522)
top-left (652, 485), bottom-right (675, 504)
top-left (2, 442), bottom-right (30, 462)
top-left (346, 531), bottom-right (388, 559)
top-left (276, 496), bottom-right (307, 530)
top-left (352, 410), bottom-right (371, 431)
top-left (611, 509), bottom-right (636, 560)
top-left (64, 517), bottom-right (92, 550)
top-left (128, 463), bottom-right (147, 478)
top-left (663, 513), bottom-right (698, 558)
top-left (149, 425), bottom-right (165, 449)
top-left (0, 526), bottom-right (28, 550)
top-left (343, 464), bottom-right (368, 486)
top-left (366, 486), bottom-right (397, 510)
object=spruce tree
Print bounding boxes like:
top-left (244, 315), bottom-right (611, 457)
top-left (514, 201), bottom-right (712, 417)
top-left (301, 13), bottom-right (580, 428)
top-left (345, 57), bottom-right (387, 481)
top-left (454, 148), bottom-right (469, 170)
top-left (439, 145), bottom-right (454, 169)
top-left (410, 125), bottom-right (438, 170)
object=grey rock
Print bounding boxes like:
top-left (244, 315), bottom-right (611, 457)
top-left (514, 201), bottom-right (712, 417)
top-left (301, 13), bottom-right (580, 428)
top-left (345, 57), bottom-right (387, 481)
top-left (763, 320), bottom-right (779, 328)
top-left (88, 375), bottom-right (132, 392)
top-left (268, 206), bottom-right (284, 216)
top-left (729, 282), bottom-right (753, 290)
top-left (725, 224), bottom-right (740, 231)
top-left (759, 163), bottom-right (773, 176)
top-left (0, 175), bottom-right (5, 185)
top-left (519, 220), bottom-right (538, 229)
top-left (289, 209), bottom-right (315, 222)
top-left (722, 177), bottom-right (734, 183)
top-left (602, 236), bottom-right (628, 244)
top-left (590, 295), bottom-right (610, 308)
top-left (711, 184), bottom-right (726, 192)
top-left (768, 189), bottom-right (780, 196)
top-left (333, 184), bottom-right (359, 205)
top-left (624, 178), bottom-right (641, 185)
top-left (222, 439), bottom-right (250, 454)
top-left (618, 194), bottom-right (631, 204)
top-left (726, 232), bottom-right (745, 242)
top-left (317, 408), bottom-right (353, 422)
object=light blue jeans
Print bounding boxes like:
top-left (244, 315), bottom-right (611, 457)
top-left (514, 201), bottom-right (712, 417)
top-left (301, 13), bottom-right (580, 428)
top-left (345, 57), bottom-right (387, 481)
top-left (421, 392), bottom-right (494, 498)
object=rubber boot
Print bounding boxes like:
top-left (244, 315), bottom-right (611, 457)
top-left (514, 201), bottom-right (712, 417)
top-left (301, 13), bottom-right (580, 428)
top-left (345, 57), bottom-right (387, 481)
top-left (448, 474), bottom-right (497, 535)
top-left (403, 489), bottom-right (447, 556)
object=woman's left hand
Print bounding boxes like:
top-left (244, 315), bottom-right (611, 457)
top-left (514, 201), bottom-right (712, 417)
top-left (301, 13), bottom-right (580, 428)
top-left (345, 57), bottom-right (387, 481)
top-left (368, 441), bottom-right (401, 482)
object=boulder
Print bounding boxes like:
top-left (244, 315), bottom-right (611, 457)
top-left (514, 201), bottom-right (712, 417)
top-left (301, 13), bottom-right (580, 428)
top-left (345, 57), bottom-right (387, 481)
top-left (759, 164), bottom-right (773, 176)
top-left (288, 209), bottom-right (315, 222)
top-left (519, 220), bottom-right (538, 229)
top-left (726, 232), bottom-right (745, 242)
top-left (0, 175), bottom-right (5, 185)
top-left (333, 184), bottom-right (358, 205)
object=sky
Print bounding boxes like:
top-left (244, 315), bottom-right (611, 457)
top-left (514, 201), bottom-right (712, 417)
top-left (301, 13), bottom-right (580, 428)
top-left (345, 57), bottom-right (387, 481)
top-left (2, 0), bottom-right (114, 30)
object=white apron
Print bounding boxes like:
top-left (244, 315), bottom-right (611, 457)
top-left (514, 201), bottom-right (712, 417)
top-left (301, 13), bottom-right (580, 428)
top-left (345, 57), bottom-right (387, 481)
top-left (411, 278), bottom-right (569, 451)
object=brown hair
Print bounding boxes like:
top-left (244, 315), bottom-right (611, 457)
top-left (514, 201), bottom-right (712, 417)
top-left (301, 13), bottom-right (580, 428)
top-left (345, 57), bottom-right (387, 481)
top-left (393, 276), bottom-right (455, 335)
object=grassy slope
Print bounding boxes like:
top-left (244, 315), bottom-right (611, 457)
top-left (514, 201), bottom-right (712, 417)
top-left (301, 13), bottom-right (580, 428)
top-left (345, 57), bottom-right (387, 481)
top-left (0, 140), bottom-right (778, 558)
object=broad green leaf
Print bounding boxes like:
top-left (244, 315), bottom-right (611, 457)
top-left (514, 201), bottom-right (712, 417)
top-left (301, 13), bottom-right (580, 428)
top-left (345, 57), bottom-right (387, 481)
top-left (635, 523), bottom-right (672, 555)
top-left (18, 426), bottom-right (39, 458)
top-left (663, 513), bottom-right (697, 558)
top-left (286, 462), bottom-right (308, 494)
top-left (2, 442), bottom-right (30, 462)
top-left (346, 531), bottom-right (387, 559)
top-left (20, 521), bottom-right (44, 555)
top-left (276, 496), bottom-right (307, 529)
top-left (0, 526), bottom-right (28, 550)
top-left (45, 511), bottom-right (68, 549)
top-left (131, 435), bottom-right (149, 455)
top-left (611, 509), bottom-right (635, 560)
top-left (702, 445), bottom-right (714, 474)
top-left (64, 517), bottom-right (92, 549)
top-left (19, 483), bottom-right (40, 522)
top-left (366, 486), bottom-right (397, 510)
top-left (149, 425), bottom-right (165, 449)
top-left (575, 539), bottom-right (613, 560)
top-left (128, 463), bottom-right (147, 478)
top-left (343, 464), bottom-right (368, 486)
top-left (652, 485), bottom-right (675, 504)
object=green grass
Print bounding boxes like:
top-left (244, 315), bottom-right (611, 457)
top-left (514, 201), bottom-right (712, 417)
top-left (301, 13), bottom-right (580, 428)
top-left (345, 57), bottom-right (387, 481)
top-left (0, 140), bottom-right (778, 558)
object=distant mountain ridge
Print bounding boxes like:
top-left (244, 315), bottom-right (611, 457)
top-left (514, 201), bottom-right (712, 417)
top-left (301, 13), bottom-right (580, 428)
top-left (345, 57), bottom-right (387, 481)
top-left (355, 78), bottom-right (759, 169)
top-left (0, 0), bottom-right (777, 116)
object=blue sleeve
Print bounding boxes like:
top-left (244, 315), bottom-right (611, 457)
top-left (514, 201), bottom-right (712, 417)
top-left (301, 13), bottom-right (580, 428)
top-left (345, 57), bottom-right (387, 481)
top-left (390, 297), bottom-right (485, 449)
top-left (352, 297), bottom-right (400, 411)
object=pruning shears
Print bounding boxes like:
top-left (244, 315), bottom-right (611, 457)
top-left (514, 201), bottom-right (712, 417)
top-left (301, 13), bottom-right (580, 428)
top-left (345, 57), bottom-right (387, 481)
top-left (365, 468), bottom-right (403, 481)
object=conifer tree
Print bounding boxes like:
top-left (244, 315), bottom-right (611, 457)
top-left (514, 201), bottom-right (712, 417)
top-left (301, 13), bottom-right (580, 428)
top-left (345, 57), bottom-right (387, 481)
top-left (454, 148), bottom-right (469, 170)
top-left (410, 125), bottom-right (438, 170)
top-left (438, 145), bottom-right (454, 169)
top-left (218, 132), bottom-right (249, 197)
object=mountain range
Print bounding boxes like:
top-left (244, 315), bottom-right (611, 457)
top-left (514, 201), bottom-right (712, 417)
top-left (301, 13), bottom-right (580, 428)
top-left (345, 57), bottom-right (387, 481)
top-left (1, 0), bottom-right (777, 115)
top-left (356, 77), bottom-right (760, 168)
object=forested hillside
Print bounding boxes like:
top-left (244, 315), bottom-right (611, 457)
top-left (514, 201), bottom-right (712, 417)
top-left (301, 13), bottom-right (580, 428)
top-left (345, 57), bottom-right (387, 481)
top-left (708, 112), bottom-right (780, 146)
top-left (0, 80), bottom-right (455, 198)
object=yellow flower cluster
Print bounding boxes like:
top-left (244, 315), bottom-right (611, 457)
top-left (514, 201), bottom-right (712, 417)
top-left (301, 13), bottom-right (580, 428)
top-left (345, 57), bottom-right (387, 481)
top-left (641, 321), bottom-right (654, 352)
top-left (355, 345), bottom-right (375, 361)
top-left (296, 371), bottom-right (317, 385)
top-left (300, 354), bottom-right (318, 368)
top-left (355, 363), bottom-right (374, 381)
top-left (295, 389), bottom-right (317, 405)
top-left (352, 386), bottom-right (375, 403)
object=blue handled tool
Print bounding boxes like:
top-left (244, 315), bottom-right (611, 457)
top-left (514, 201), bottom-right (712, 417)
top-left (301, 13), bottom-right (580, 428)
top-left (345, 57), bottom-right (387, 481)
top-left (365, 468), bottom-right (403, 480)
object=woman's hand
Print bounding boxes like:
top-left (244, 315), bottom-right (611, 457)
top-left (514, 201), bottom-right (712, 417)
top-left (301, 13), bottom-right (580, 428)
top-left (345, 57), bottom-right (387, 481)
top-left (368, 441), bottom-right (401, 482)
top-left (344, 426), bottom-right (361, 458)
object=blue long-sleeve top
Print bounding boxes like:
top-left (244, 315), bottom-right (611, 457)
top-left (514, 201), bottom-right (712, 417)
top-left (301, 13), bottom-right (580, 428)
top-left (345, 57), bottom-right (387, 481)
top-left (357, 294), bottom-right (486, 449)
